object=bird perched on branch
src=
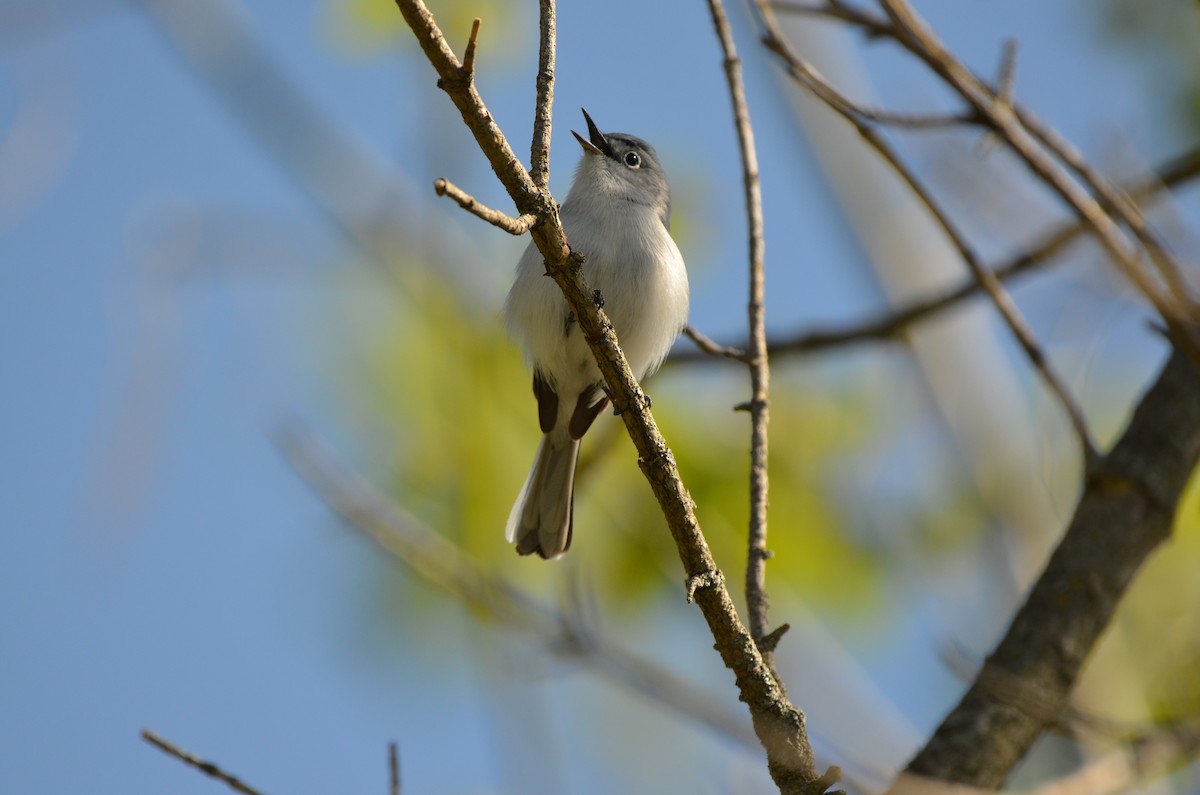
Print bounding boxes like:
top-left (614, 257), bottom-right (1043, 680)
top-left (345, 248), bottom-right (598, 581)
top-left (504, 108), bottom-right (690, 559)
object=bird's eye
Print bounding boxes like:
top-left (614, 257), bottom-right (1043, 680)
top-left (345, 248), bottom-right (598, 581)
top-left (623, 151), bottom-right (641, 168)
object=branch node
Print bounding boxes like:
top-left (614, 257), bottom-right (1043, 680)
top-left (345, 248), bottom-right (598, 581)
top-left (759, 622), bottom-right (791, 653)
top-left (816, 764), bottom-right (845, 794)
top-left (685, 568), bottom-right (726, 603)
top-left (461, 18), bottom-right (481, 79)
top-left (432, 176), bottom-right (536, 235)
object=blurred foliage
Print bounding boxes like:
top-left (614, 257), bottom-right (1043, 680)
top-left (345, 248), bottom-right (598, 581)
top-left (320, 0), bottom-right (525, 61)
top-left (1093, 469), bottom-right (1200, 724)
top-left (337, 255), bottom-right (886, 618)
top-left (1099, 0), bottom-right (1200, 138)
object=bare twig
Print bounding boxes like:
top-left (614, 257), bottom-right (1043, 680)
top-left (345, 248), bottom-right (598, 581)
top-left (782, 0), bottom-right (1196, 331)
top-left (670, 145), bottom-right (1200, 364)
top-left (994, 39), bottom-right (1017, 113)
top-left (682, 323), bottom-right (749, 361)
top-left (389, 742), bottom-right (401, 795)
top-left (876, 0), bottom-right (1199, 356)
top-left (772, 0), bottom-right (895, 41)
top-left (529, 0), bottom-right (555, 188)
top-left (460, 18), bottom-right (480, 80)
top-left (393, 2), bottom-right (830, 790)
top-left (759, 8), bottom-right (973, 131)
top-left (433, 177), bottom-right (536, 234)
top-left (1014, 106), bottom-right (1194, 304)
top-left (141, 729), bottom-right (266, 795)
top-left (705, 0), bottom-right (783, 672)
top-left (755, 2), bottom-right (1099, 468)
top-left (871, 131), bottom-right (1100, 468)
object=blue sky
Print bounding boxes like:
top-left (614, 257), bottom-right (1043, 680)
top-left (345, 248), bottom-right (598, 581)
top-left (2, 1), bottom-right (1195, 793)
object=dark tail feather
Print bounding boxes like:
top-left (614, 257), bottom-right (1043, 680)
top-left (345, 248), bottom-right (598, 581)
top-left (505, 433), bottom-right (580, 559)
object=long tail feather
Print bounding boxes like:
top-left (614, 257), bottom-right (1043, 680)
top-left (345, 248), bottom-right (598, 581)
top-left (505, 433), bottom-right (580, 559)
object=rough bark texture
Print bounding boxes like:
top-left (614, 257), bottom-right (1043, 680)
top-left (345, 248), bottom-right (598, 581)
top-left (392, 2), bottom-right (828, 790)
top-left (905, 341), bottom-right (1200, 787)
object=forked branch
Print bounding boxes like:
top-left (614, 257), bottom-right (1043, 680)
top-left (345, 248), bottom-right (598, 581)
top-left (391, 1), bottom-right (832, 791)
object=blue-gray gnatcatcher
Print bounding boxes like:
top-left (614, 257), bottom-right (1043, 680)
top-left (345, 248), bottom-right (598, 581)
top-left (504, 109), bottom-right (690, 559)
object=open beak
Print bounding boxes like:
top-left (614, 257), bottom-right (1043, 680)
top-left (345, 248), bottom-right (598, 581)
top-left (571, 108), bottom-right (615, 159)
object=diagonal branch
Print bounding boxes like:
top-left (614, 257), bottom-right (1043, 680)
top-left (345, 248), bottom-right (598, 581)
top-left (433, 177), bottom-right (536, 234)
top-left (755, 2), bottom-right (1099, 468)
top-left (669, 144), bottom-right (1200, 365)
top-left (876, 0), bottom-right (1200, 357)
top-left (856, 124), bottom-right (1100, 468)
top-left (141, 729), bottom-right (265, 795)
top-left (1015, 107), bottom-right (1192, 304)
top-left (392, 1), bottom-right (832, 791)
top-left (899, 339), bottom-right (1200, 788)
top-left (277, 422), bottom-right (760, 749)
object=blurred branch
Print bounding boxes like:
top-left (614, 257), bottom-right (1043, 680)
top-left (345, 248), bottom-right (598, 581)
top-left (134, 0), bottom-right (425, 279)
top-left (890, 714), bottom-right (1200, 795)
top-left (1025, 716), bottom-right (1200, 795)
top-left (682, 323), bottom-right (750, 361)
top-left (901, 339), bottom-right (1200, 788)
top-left (276, 421), bottom-right (759, 749)
top-left (388, 742), bottom-right (401, 795)
top-left (390, 1), bottom-right (832, 791)
top-left (771, 0), bottom-right (895, 41)
top-left (752, 4), bottom-right (1200, 786)
top-left (1015, 107), bottom-right (1192, 304)
top-left (874, 0), bottom-right (1200, 356)
top-left (670, 133), bottom-right (1200, 366)
top-left (756, 1), bottom-right (1099, 471)
top-left (704, 0), bottom-right (786, 674)
top-left (141, 729), bottom-right (265, 795)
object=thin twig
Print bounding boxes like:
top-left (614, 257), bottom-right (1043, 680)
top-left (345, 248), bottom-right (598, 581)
top-left (794, 0), bottom-right (1195, 325)
top-left (389, 742), bottom-right (401, 795)
top-left (669, 146), bottom-right (1200, 364)
top-left (394, 2), bottom-right (546, 218)
top-left (141, 729), bottom-right (266, 795)
top-left (433, 177), bottom-right (536, 234)
top-left (877, 0), bottom-right (1200, 357)
top-left (394, 2), bottom-right (829, 790)
top-left (460, 18), bottom-right (480, 80)
top-left (682, 323), bottom-right (749, 361)
top-left (758, 12), bottom-right (974, 130)
top-left (529, 0), bottom-right (555, 187)
top-left (756, 1), bottom-right (1100, 467)
top-left (1013, 105), bottom-right (1194, 304)
top-left (771, 0), bottom-right (895, 41)
top-left (857, 120), bottom-right (1098, 467)
top-left (994, 39), bottom-right (1017, 112)
top-left (705, 0), bottom-right (782, 670)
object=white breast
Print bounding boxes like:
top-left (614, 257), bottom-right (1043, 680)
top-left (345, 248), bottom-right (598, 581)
top-left (505, 201), bottom-right (689, 401)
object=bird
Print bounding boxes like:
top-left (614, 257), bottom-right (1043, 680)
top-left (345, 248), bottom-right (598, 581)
top-left (503, 108), bottom-right (690, 559)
